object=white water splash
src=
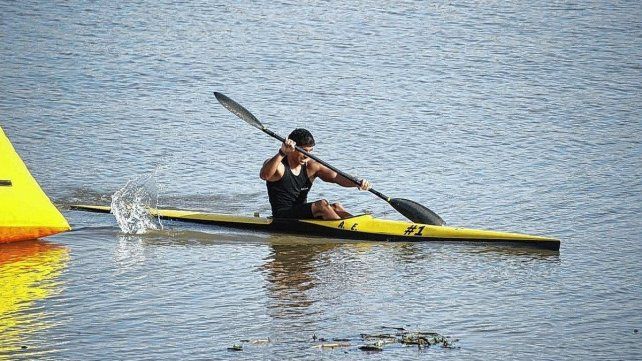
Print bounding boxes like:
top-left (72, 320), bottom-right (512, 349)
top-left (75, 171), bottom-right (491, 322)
top-left (110, 172), bottom-right (162, 234)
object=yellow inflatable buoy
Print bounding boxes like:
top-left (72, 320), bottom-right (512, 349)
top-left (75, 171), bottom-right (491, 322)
top-left (0, 126), bottom-right (70, 243)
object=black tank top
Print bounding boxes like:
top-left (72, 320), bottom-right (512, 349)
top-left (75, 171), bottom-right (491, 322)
top-left (266, 159), bottom-right (313, 214)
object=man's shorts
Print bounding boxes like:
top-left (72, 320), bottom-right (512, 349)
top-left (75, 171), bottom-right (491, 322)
top-left (274, 202), bottom-right (314, 219)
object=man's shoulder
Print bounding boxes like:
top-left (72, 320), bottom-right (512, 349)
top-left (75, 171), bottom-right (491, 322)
top-left (305, 160), bottom-right (328, 177)
top-left (305, 159), bottom-right (321, 171)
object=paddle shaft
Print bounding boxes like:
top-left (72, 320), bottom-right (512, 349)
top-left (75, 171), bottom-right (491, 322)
top-left (261, 127), bottom-right (391, 202)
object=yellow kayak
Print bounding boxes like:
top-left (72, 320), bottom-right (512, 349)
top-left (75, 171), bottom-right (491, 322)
top-left (71, 205), bottom-right (560, 251)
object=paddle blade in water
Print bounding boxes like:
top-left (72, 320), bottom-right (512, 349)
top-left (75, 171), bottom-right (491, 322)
top-left (214, 92), bottom-right (264, 130)
top-left (389, 198), bottom-right (445, 226)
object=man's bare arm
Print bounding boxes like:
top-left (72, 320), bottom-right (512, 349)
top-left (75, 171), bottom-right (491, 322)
top-left (260, 153), bottom-right (285, 181)
top-left (313, 162), bottom-right (371, 190)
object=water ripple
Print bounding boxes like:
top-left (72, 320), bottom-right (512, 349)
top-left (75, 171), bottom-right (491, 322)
top-left (2, 0), bottom-right (641, 359)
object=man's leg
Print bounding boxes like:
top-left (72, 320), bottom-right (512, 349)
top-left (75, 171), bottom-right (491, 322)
top-left (311, 199), bottom-right (341, 220)
top-left (331, 203), bottom-right (353, 218)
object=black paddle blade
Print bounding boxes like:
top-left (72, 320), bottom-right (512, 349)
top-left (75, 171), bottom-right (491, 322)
top-left (214, 92), bottom-right (264, 130)
top-left (389, 198), bottom-right (445, 226)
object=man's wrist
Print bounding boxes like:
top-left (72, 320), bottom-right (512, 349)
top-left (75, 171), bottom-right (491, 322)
top-left (278, 149), bottom-right (286, 157)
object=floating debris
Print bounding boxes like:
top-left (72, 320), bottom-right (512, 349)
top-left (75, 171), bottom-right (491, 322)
top-left (240, 338), bottom-right (270, 345)
top-left (312, 342), bottom-right (351, 349)
top-left (380, 326), bottom-right (407, 331)
top-left (358, 341), bottom-right (384, 352)
top-left (358, 345), bottom-right (384, 352)
top-left (312, 334), bottom-right (328, 342)
top-left (399, 332), bottom-right (458, 349)
top-left (361, 333), bottom-right (397, 341)
top-left (359, 333), bottom-right (398, 351)
top-left (231, 327), bottom-right (458, 354)
top-left (360, 327), bottom-right (460, 351)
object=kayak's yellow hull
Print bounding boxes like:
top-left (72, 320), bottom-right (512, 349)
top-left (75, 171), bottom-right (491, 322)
top-left (0, 127), bottom-right (70, 243)
top-left (301, 216), bottom-right (557, 243)
top-left (72, 205), bottom-right (560, 250)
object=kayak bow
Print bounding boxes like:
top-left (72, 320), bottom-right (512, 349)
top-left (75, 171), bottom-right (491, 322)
top-left (71, 205), bottom-right (560, 251)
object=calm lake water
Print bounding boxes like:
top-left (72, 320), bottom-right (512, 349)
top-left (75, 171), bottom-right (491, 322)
top-left (1, 0), bottom-right (640, 359)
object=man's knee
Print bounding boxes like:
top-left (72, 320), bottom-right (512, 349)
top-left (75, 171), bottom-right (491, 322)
top-left (314, 199), bottom-right (331, 209)
top-left (312, 199), bottom-right (342, 220)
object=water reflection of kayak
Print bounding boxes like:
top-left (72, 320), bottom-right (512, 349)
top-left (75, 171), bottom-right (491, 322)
top-left (72, 205), bottom-right (560, 251)
top-left (0, 240), bottom-right (69, 354)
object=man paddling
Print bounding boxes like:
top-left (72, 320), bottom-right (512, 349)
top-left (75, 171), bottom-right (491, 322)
top-left (260, 128), bottom-right (371, 220)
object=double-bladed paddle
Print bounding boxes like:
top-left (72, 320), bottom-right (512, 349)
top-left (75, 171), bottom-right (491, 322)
top-left (213, 91), bottom-right (445, 226)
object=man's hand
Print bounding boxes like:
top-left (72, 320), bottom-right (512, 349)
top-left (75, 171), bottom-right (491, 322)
top-left (280, 138), bottom-right (296, 155)
top-left (359, 179), bottom-right (371, 191)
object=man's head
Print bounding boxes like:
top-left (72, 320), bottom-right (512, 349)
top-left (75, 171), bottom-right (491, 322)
top-left (288, 128), bottom-right (315, 147)
top-left (288, 128), bottom-right (315, 165)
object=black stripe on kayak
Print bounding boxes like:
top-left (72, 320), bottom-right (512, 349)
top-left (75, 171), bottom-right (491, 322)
top-left (0, 180), bottom-right (12, 186)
